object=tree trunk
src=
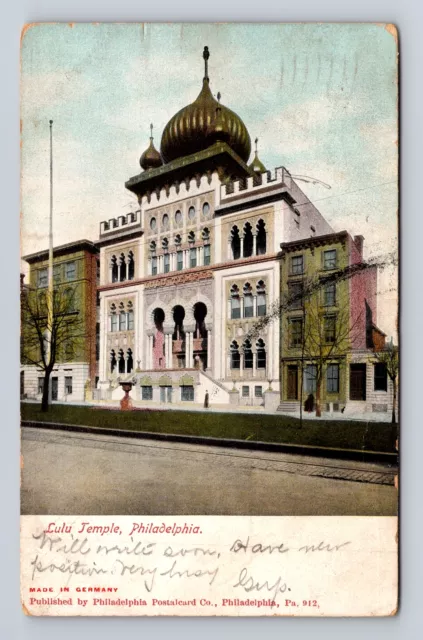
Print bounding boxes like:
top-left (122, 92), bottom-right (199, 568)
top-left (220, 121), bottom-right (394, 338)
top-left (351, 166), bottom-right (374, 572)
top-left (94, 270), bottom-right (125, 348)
top-left (315, 377), bottom-right (322, 418)
top-left (41, 370), bottom-right (51, 412)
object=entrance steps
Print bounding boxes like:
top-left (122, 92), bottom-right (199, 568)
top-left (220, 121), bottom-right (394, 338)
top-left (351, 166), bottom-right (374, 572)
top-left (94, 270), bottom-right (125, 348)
top-left (277, 401), bottom-right (300, 413)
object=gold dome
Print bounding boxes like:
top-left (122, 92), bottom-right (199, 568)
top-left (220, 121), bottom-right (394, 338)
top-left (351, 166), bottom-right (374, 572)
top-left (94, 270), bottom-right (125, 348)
top-left (160, 47), bottom-right (251, 164)
top-left (140, 124), bottom-right (163, 171)
top-left (248, 138), bottom-right (267, 173)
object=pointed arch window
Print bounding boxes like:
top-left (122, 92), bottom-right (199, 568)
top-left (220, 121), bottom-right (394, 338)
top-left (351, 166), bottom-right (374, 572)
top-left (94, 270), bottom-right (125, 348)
top-left (243, 222), bottom-right (253, 258)
top-left (230, 285), bottom-right (241, 319)
top-left (256, 339), bottom-right (266, 369)
top-left (257, 280), bottom-right (267, 317)
top-left (230, 341), bottom-right (240, 369)
top-left (231, 226), bottom-right (241, 260)
top-left (243, 283), bottom-right (253, 318)
top-left (110, 349), bottom-right (117, 373)
top-left (127, 301), bottom-right (134, 330)
top-left (256, 219), bottom-right (266, 255)
top-left (128, 251), bottom-right (135, 280)
top-left (127, 348), bottom-right (133, 374)
top-left (243, 339), bottom-right (253, 369)
top-left (119, 253), bottom-right (127, 282)
top-left (118, 349), bottom-right (125, 374)
top-left (111, 255), bottom-right (118, 283)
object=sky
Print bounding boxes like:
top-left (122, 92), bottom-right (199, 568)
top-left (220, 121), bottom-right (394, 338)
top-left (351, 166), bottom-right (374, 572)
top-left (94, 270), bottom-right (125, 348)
top-left (20, 23), bottom-right (398, 339)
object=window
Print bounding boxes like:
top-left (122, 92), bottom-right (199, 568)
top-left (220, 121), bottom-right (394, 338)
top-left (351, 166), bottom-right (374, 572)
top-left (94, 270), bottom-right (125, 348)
top-left (327, 364), bottom-right (340, 393)
top-left (150, 217), bottom-right (157, 230)
top-left (142, 386), bottom-right (153, 400)
top-left (324, 315), bottom-right (336, 343)
top-left (244, 294), bottom-right (253, 317)
top-left (374, 362), bottom-right (388, 391)
top-left (188, 206), bottom-right (196, 221)
top-left (202, 202), bottom-right (210, 216)
top-left (175, 210), bottom-right (182, 224)
top-left (53, 265), bottom-right (61, 284)
top-left (203, 244), bottom-right (211, 266)
top-left (288, 282), bottom-right (304, 310)
top-left (324, 249), bottom-right (337, 270)
top-left (164, 253), bottom-right (170, 273)
top-left (243, 340), bottom-right (253, 369)
top-left (64, 376), bottom-right (73, 395)
top-left (188, 230), bottom-right (195, 243)
top-left (304, 364), bottom-right (317, 393)
top-left (118, 350), bottom-right (125, 374)
top-left (256, 219), bottom-right (266, 255)
top-left (128, 251), bottom-right (135, 280)
top-left (290, 318), bottom-right (303, 347)
top-left (110, 313), bottom-right (118, 332)
top-left (242, 386), bottom-right (249, 397)
top-left (162, 213), bottom-right (169, 229)
top-left (110, 350), bottom-right (117, 373)
top-left (230, 294), bottom-right (240, 319)
top-left (65, 261), bottom-right (76, 281)
top-left (181, 385), bottom-right (194, 401)
top-left (119, 311), bottom-right (126, 331)
top-left (37, 377), bottom-right (44, 394)
top-left (256, 339), bottom-right (266, 369)
top-left (127, 310), bottom-right (134, 330)
top-left (231, 226), bottom-right (241, 260)
top-left (152, 256), bottom-right (158, 275)
top-left (324, 282), bottom-right (336, 306)
top-left (177, 251), bottom-right (183, 271)
top-left (111, 256), bottom-right (118, 283)
top-left (230, 341), bottom-right (240, 369)
top-left (126, 349), bottom-right (133, 374)
top-left (190, 247), bottom-right (197, 268)
top-left (291, 255), bottom-right (304, 275)
top-left (255, 385), bottom-right (263, 398)
top-left (38, 268), bottom-right (48, 288)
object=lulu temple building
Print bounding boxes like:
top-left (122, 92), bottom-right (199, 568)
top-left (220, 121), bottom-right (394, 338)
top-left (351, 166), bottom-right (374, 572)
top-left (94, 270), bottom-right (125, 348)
top-left (94, 46), bottom-right (343, 410)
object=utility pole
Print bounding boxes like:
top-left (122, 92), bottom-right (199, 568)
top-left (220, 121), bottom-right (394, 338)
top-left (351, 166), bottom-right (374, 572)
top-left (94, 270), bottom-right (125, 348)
top-left (46, 119), bottom-right (54, 403)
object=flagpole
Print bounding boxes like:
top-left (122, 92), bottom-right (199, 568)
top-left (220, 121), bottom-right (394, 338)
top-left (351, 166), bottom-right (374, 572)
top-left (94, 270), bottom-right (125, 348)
top-left (46, 120), bottom-right (54, 401)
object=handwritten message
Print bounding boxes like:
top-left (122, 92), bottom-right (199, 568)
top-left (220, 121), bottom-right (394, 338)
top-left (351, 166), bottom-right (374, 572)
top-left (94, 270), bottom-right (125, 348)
top-left (21, 516), bottom-right (397, 617)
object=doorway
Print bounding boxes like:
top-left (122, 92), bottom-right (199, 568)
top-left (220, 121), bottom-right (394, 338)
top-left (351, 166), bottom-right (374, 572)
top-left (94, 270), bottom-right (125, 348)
top-left (349, 364), bottom-right (366, 400)
top-left (51, 377), bottom-right (58, 401)
top-left (287, 365), bottom-right (298, 400)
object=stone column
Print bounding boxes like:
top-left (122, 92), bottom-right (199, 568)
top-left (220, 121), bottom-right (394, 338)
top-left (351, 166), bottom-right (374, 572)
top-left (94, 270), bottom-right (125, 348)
top-left (227, 238), bottom-right (232, 260)
top-left (227, 299), bottom-right (231, 320)
top-left (109, 263), bottom-right (113, 283)
top-left (206, 327), bottom-right (212, 370)
top-left (186, 332), bottom-right (192, 368)
top-left (253, 295), bottom-right (257, 316)
top-left (253, 233), bottom-right (257, 256)
top-left (199, 246), bottom-right (203, 266)
top-left (240, 234), bottom-right (245, 258)
top-left (252, 350), bottom-right (256, 378)
top-left (240, 297), bottom-right (244, 318)
top-left (240, 351), bottom-right (244, 378)
top-left (147, 258), bottom-right (151, 276)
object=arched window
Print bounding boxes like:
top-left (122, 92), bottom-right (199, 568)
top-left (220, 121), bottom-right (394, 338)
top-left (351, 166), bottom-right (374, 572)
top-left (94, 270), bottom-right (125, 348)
top-left (202, 202), bottom-right (210, 216)
top-left (128, 251), bottom-right (135, 280)
top-left (243, 222), bottom-right (253, 258)
top-left (202, 227), bottom-right (210, 241)
top-left (110, 303), bottom-right (118, 332)
top-left (188, 206), bottom-right (196, 221)
top-left (162, 237), bottom-right (169, 251)
top-left (256, 219), bottom-right (266, 255)
top-left (149, 240), bottom-right (156, 253)
top-left (188, 230), bottom-right (195, 244)
top-left (127, 348), bottom-right (133, 373)
top-left (162, 213), bottom-right (169, 229)
top-left (118, 349), bottom-right (125, 374)
top-left (230, 341), bottom-right (240, 369)
top-left (174, 234), bottom-right (182, 246)
top-left (111, 255), bottom-right (118, 283)
top-left (243, 282), bottom-right (253, 318)
top-left (110, 350), bottom-right (117, 373)
top-left (231, 226), bottom-right (241, 260)
top-left (243, 339), bottom-right (253, 369)
top-left (119, 303), bottom-right (126, 331)
top-left (230, 285), bottom-right (240, 319)
top-left (175, 210), bottom-right (182, 224)
top-left (127, 301), bottom-right (134, 330)
top-left (257, 280), bottom-right (267, 317)
top-left (119, 253), bottom-right (127, 282)
top-left (256, 339), bottom-right (266, 369)
top-left (150, 217), bottom-right (157, 230)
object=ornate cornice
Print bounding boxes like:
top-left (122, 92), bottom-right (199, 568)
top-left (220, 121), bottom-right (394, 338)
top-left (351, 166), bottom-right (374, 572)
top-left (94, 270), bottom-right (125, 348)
top-left (144, 269), bottom-right (213, 289)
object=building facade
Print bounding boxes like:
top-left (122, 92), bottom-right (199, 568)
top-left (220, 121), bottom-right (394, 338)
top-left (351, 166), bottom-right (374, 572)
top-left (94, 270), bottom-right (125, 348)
top-left (279, 231), bottom-right (395, 415)
top-left (21, 240), bottom-right (99, 402)
top-left (96, 48), bottom-right (334, 408)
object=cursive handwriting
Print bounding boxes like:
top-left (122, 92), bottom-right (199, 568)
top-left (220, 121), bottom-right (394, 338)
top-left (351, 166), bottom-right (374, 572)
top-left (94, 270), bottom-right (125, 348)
top-left (234, 567), bottom-right (288, 603)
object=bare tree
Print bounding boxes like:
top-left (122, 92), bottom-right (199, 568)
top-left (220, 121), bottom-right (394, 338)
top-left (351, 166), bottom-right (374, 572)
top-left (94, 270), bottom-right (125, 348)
top-left (372, 340), bottom-right (399, 424)
top-left (21, 286), bottom-right (87, 412)
top-left (291, 278), bottom-right (362, 417)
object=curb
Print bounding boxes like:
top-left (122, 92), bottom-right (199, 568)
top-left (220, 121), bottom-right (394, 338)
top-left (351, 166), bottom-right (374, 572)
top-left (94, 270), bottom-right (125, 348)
top-left (21, 420), bottom-right (398, 465)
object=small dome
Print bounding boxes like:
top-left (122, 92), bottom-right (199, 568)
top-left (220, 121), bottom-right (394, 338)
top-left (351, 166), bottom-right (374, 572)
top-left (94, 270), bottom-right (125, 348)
top-left (160, 47), bottom-right (251, 164)
top-left (248, 138), bottom-right (267, 173)
top-left (140, 125), bottom-right (163, 171)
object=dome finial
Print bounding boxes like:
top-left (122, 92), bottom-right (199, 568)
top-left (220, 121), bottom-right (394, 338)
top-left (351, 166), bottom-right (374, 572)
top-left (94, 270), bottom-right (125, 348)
top-left (255, 137), bottom-right (259, 154)
top-left (249, 136), bottom-right (266, 174)
top-left (217, 91), bottom-right (221, 103)
top-left (203, 46), bottom-right (210, 81)
top-left (140, 124), bottom-right (163, 171)
top-left (150, 123), bottom-right (154, 139)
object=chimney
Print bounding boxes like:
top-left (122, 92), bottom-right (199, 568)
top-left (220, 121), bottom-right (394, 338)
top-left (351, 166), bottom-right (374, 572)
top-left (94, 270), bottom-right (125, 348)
top-left (354, 235), bottom-right (364, 258)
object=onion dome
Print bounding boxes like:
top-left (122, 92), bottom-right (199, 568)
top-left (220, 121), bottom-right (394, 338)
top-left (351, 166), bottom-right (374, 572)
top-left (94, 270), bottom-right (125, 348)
top-left (160, 47), bottom-right (251, 164)
top-left (248, 137), bottom-right (267, 174)
top-left (140, 124), bottom-right (163, 171)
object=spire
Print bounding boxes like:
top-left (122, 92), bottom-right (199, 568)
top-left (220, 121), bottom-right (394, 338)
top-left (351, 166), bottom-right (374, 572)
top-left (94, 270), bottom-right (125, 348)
top-left (139, 123), bottom-right (163, 171)
top-left (248, 136), bottom-right (267, 174)
top-left (203, 46), bottom-right (210, 81)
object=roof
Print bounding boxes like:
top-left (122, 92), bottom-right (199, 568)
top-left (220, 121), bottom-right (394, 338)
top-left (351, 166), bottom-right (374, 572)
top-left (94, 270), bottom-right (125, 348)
top-left (22, 239), bottom-right (99, 264)
top-left (280, 230), bottom-right (351, 253)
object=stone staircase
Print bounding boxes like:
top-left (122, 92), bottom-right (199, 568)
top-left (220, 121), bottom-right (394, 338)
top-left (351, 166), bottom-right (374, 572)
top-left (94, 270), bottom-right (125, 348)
top-left (277, 401), bottom-right (300, 413)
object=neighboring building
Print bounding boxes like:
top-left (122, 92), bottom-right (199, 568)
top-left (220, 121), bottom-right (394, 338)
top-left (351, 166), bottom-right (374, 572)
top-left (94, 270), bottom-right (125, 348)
top-left (279, 231), bottom-right (395, 416)
top-left (96, 47), bottom-right (334, 408)
top-left (21, 240), bottom-right (99, 402)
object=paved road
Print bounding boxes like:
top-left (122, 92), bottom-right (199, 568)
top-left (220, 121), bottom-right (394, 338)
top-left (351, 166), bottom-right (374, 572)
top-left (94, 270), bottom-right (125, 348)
top-left (21, 428), bottom-right (397, 516)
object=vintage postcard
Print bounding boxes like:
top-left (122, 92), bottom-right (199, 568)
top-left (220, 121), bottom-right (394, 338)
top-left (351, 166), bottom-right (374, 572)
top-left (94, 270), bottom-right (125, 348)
top-left (20, 23), bottom-right (399, 616)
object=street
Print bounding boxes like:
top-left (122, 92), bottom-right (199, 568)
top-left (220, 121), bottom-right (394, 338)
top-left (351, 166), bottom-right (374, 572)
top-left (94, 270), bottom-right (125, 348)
top-left (21, 427), bottom-right (397, 516)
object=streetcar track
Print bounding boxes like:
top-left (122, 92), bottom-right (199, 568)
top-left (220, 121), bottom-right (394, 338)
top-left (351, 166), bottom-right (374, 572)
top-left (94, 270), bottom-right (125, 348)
top-left (21, 427), bottom-right (396, 479)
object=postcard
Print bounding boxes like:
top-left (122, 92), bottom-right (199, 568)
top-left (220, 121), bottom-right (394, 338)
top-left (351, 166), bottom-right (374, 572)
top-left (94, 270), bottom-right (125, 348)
top-left (20, 22), bottom-right (399, 616)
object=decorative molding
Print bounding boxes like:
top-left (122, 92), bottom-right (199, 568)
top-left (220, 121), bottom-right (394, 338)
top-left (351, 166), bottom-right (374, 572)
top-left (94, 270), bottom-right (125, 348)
top-left (144, 270), bottom-right (213, 289)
